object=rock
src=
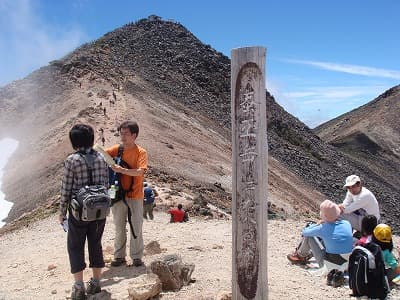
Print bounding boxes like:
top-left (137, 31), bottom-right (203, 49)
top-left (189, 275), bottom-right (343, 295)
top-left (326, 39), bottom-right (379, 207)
top-left (127, 273), bottom-right (162, 300)
top-left (87, 290), bottom-right (112, 300)
top-left (217, 290), bottom-right (232, 300)
top-left (47, 264), bottom-right (57, 271)
top-left (144, 240), bottom-right (163, 255)
top-left (150, 254), bottom-right (195, 291)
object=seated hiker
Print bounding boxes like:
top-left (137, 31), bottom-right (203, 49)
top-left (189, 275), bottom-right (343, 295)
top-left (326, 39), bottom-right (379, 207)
top-left (372, 223), bottom-right (400, 282)
top-left (355, 214), bottom-right (378, 246)
top-left (287, 200), bottom-right (353, 268)
top-left (143, 182), bottom-right (157, 220)
top-left (168, 204), bottom-right (188, 223)
top-left (339, 175), bottom-right (380, 232)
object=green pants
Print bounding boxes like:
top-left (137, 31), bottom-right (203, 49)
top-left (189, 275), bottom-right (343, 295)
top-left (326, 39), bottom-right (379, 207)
top-left (143, 203), bottom-right (154, 220)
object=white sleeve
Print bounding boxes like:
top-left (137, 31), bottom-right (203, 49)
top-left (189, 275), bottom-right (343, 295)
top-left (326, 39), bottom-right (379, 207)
top-left (342, 192), bottom-right (352, 207)
top-left (343, 192), bottom-right (371, 214)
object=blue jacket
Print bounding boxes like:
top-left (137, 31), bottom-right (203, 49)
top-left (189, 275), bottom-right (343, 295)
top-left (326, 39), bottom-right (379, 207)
top-left (143, 187), bottom-right (155, 204)
top-left (302, 219), bottom-right (353, 254)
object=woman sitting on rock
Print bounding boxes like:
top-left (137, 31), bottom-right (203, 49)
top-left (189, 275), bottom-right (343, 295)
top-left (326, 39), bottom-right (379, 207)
top-left (287, 200), bottom-right (353, 268)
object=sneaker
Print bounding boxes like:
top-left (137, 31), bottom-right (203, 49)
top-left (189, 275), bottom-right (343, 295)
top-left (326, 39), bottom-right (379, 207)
top-left (332, 270), bottom-right (345, 288)
top-left (71, 284), bottom-right (86, 300)
top-left (86, 278), bottom-right (101, 295)
top-left (110, 258), bottom-right (126, 267)
top-left (133, 258), bottom-right (144, 267)
top-left (287, 252), bottom-right (309, 265)
top-left (326, 269), bottom-right (338, 286)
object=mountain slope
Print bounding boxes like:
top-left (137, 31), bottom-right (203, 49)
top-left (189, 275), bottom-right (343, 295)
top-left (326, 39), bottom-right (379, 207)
top-left (314, 85), bottom-right (400, 205)
top-left (0, 16), bottom-right (399, 232)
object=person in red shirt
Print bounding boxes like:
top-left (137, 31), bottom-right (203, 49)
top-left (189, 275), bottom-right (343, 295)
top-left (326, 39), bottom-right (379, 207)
top-left (168, 204), bottom-right (188, 223)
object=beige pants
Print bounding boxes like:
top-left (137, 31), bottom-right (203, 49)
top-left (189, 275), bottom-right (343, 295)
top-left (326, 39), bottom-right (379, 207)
top-left (111, 199), bottom-right (143, 260)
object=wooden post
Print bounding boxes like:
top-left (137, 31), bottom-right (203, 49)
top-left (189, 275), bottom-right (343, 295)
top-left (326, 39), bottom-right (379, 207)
top-left (231, 47), bottom-right (268, 300)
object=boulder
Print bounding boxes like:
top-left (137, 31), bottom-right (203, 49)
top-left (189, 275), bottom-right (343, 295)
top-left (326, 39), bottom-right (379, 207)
top-left (127, 273), bottom-right (162, 300)
top-left (150, 254), bottom-right (194, 291)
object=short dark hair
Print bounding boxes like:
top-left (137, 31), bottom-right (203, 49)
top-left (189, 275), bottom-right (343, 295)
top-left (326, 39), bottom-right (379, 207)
top-left (118, 120), bottom-right (139, 136)
top-left (69, 124), bottom-right (94, 149)
top-left (178, 204), bottom-right (183, 210)
top-left (361, 215), bottom-right (378, 236)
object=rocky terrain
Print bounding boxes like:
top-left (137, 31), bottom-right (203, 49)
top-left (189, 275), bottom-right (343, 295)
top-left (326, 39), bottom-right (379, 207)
top-left (0, 15), bottom-right (399, 232)
top-left (314, 85), bottom-right (400, 205)
top-left (2, 203), bottom-right (400, 300)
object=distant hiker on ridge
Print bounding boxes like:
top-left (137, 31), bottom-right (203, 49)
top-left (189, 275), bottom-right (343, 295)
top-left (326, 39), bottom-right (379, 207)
top-left (339, 175), bottom-right (380, 232)
top-left (97, 128), bottom-right (105, 146)
top-left (106, 120), bottom-right (148, 267)
top-left (59, 124), bottom-right (109, 299)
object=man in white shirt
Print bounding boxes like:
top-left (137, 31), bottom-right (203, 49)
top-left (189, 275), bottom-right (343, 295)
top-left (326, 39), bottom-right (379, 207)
top-left (338, 174), bottom-right (380, 232)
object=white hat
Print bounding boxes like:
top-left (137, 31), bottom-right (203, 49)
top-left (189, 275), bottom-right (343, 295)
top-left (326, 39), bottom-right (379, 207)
top-left (343, 175), bottom-right (361, 188)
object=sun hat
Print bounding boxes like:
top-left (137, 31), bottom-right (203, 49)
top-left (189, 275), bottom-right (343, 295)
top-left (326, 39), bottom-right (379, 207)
top-left (343, 175), bottom-right (361, 188)
top-left (320, 200), bottom-right (341, 223)
top-left (373, 224), bottom-right (392, 243)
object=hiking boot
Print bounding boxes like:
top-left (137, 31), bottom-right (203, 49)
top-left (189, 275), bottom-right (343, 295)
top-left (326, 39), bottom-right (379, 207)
top-left (110, 257), bottom-right (126, 267)
top-left (326, 269), bottom-right (338, 286)
top-left (287, 252), bottom-right (309, 265)
top-left (71, 284), bottom-right (86, 300)
top-left (86, 278), bottom-right (101, 295)
top-left (133, 258), bottom-right (144, 267)
top-left (332, 270), bottom-right (345, 288)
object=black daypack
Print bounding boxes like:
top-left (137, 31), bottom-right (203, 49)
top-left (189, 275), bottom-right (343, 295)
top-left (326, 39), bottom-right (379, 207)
top-left (108, 144), bottom-right (134, 206)
top-left (348, 242), bottom-right (389, 299)
top-left (70, 151), bottom-right (111, 222)
top-left (108, 144), bottom-right (137, 239)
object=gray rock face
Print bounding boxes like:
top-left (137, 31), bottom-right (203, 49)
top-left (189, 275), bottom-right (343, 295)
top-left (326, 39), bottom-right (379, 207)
top-left (127, 273), bottom-right (162, 300)
top-left (150, 254), bottom-right (195, 291)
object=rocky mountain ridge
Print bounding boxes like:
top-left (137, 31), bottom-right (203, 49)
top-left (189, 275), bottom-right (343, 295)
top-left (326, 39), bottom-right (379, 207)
top-left (0, 15), bottom-right (399, 232)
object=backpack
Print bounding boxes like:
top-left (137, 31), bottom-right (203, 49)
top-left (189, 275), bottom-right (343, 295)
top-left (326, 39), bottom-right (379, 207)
top-left (70, 151), bottom-right (111, 222)
top-left (107, 144), bottom-right (137, 239)
top-left (144, 187), bottom-right (155, 204)
top-left (348, 242), bottom-right (390, 299)
top-left (108, 144), bottom-right (133, 206)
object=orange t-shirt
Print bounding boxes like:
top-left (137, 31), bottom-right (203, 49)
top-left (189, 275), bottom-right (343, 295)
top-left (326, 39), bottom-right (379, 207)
top-left (106, 144), bottom-right (147, 200)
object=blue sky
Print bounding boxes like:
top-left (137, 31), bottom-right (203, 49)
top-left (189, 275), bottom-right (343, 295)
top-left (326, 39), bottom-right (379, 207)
top-left (1, 0), bottom-right (399, 128)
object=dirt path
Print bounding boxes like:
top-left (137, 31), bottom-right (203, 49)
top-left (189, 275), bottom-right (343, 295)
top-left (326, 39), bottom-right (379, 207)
top-left (1, 209), bottom-right (399, 300)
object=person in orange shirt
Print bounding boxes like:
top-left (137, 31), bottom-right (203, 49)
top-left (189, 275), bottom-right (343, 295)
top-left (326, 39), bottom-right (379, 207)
top-left (106, 120), bottom-right (147, 267)
top-left (168, 204), bottom-right (189, 223)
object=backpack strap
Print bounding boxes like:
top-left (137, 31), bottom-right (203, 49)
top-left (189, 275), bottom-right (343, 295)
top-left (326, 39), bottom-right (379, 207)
top-left (77, 150), bottom-right (95, 185)
top-left (115, 144), bottom-right (134, 193)
top-left (115, 144), bottom-right (137, 239)
top-left (115, 144), bottom-right (124, 165)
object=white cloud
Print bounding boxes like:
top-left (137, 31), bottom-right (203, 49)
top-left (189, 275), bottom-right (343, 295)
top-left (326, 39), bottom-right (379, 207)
top-left (0, 0), bottom-right (86, 85)
top-left (284, 85), bottom-right (385, 103)
top-left (285, 59), bottom-right (400, 80)
top-left (274, 84), bottom-right (391, 128)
